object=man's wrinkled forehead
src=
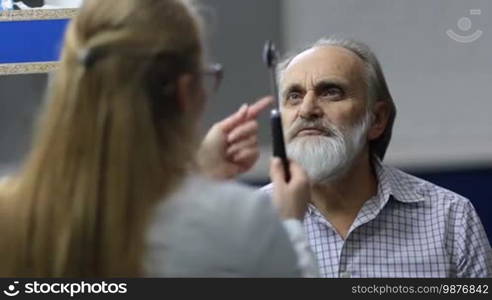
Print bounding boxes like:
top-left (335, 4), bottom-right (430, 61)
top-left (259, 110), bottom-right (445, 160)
top-left (281, 46), bottom-right (366, 89)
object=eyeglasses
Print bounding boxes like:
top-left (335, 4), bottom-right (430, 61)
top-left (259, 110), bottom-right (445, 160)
top-left (201, 63), bottom-right (224, 96)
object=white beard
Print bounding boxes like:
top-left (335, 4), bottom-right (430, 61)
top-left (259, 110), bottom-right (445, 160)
top-left (286, 112), bottom-right (372, 183)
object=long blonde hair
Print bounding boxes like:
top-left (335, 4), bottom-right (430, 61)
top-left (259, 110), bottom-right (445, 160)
top-left (0, 0), bottom-right (203, 277)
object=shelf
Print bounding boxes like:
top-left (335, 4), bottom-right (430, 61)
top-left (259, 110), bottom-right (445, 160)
top-left (0, 10), bottom-right (75, 75)
top-left (0, 8), bottom-right (76, 21)
top-left (0, 61), bottom-right (57, 75)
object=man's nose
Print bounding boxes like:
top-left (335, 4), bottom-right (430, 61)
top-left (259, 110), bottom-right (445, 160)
top-left (299, 92), bottom-right (323, 119)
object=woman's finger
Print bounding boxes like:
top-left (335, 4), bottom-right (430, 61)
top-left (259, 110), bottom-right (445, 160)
top-left (286, 160), bottom-right (309, 186)
top-left (226, 136), bottom-right (258, 157)
top-left (245, 96), bottom-right (273, 120)
top-left (269, 157), bottom-right (287, 186)
top-left (218, 103), bottom-right (248, 133)
top-left (232, 148), bottom-right (259, 164)
top-left (227, 120), bottom-right (259, 143)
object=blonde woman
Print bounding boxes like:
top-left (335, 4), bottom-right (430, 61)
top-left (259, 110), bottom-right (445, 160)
top-left (0, 0), bottom-right (315, 277)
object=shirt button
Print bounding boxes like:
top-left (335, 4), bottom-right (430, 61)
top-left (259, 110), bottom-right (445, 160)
top-left (340, 271), bottom-right (351, 278)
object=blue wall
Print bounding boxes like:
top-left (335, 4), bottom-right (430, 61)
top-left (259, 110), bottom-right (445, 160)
top-left (413, 168), bottom-right (492, 245)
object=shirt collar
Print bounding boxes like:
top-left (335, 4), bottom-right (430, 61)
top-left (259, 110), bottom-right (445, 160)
top-left (372, 157), bottom-right (426, 204)
top-left (306, 157), bottom-right (425, 217)
top-left (306, 159), bottom-right (391, 218)
top-left (270, 157), bottom-right (426, 217)
top-left (307, 203), bottom-right (317, 216)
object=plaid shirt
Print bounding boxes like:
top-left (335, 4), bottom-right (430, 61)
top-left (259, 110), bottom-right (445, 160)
top-left (262, 160), bottom-right (492, 278)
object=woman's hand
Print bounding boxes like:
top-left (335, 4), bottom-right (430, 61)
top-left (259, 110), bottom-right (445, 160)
top-left (270, 158), bottom-right (310, 221)
top-left (197, 97), bottom-right (272, 180)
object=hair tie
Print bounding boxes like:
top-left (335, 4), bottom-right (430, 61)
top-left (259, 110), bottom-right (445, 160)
top-left (78, 48), bottom-right (100, 68)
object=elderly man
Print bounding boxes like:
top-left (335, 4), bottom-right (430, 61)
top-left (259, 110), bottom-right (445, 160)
top-left (198, 37), bottom-right (491, 277)
top-left (257, 37), bottom-right (491, 278)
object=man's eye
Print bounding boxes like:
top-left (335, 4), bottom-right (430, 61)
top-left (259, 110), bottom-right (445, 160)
top-left (286, 92), bottom-right (303, 103)
top-left (320, 87), bottom-right (343, 99)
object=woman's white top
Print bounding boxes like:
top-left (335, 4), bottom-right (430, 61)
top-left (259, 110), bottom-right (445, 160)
top-left (144, 174), bottom-right (316, 277)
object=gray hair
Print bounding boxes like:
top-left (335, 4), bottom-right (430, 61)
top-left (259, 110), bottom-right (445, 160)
top-left (277, 36), bottom-right (397, 160)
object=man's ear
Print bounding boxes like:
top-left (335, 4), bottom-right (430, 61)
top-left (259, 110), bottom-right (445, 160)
top-left (368, 101), bottom-right (390, 141)
top-left (175, 74), bottom-right (196, 113)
